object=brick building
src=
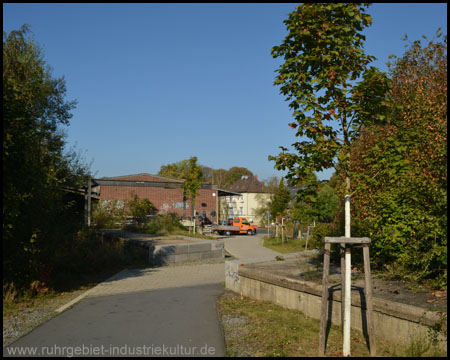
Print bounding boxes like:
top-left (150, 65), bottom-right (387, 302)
top-left (95, 173), bottom-right (237, 224)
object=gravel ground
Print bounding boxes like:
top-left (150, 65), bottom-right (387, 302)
top-left (220, 313), bottom-right (253, 357)
top-left (217, 291), bottom-right (262, 357)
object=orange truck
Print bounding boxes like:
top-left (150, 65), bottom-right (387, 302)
top-left (212, 217), bottom-right (257, 236)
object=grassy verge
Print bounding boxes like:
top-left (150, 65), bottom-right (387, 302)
top-left (217, 291), bottom-right (446, 357)
top-left (263, 236), bottom-right (308, 254)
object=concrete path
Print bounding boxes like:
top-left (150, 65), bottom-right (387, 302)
top-left (4, 262), bottom-right (226, 357)
top-left (222, 229), bottom-right (281, 259)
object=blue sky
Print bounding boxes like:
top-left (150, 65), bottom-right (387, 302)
top-left (3, 3), bottom-right (447, 182)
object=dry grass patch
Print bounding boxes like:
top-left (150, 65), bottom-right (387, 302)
top-left (217, 291), bottom-right (443, 357)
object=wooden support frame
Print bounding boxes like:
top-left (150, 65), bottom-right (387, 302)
top-left (318, 237), bottom-right (376, 356)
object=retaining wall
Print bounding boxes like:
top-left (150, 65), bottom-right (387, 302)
top-left (225, 253), bottom-right (446, 351)
top-left (98, 230), bottom-right (224, 266)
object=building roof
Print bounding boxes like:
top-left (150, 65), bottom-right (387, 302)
top-left (99, 173), bottom-right (183, 183)
top-left (228, 175), bottom-right (267, 194)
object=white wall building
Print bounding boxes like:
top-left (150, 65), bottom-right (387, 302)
top-left (220, 175), bottom-right (272, 226)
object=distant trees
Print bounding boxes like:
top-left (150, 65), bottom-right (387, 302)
top-left (158, 158), bottom-right (254, 190)
top-left (218, 167), bottom-right (254, 189)
top-left (3, 25), bottom-right (90, 288)
top-left (157, 159), bottom-right (192, 180)
top-left (290, 173), bottom-right (339, 225)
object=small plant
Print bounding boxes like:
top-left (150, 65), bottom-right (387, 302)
top-left (3, 282), bottom-right (20, 302)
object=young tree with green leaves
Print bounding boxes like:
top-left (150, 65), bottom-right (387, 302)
top-left (270, 178), bottom-right (291, 221)
top-left (270, 178), bottom-right (291, 242)
top-left (269, 4), bottom-right (391, 355)
top-left (181, 156), bottom-right (203, 221)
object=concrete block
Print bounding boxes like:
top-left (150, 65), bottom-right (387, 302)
top-left (228, 260), bottom-right (446, 350)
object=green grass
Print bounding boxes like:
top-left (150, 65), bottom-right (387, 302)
top-left (263, 236), bottom-right (308, 254)
top-left (217, 292), bottom-right (446, 357)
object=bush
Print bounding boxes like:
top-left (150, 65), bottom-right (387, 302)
top-left (127, 193), bottom-right (156, 224)
top-left (124, 213), bottom-right (186, 236)
top-left (92, 200), bottom-right (126, 229)
top-left (309, 223), bottom-right (335, 250)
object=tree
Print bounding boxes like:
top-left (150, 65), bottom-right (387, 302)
top-left (157, 159), bottom-right (191, 180)
top-left (349, 32), bottom-right (447, 287)
top-left (291, 173), bottom-right (338, 224)
top-left (181, 156), bottom-right (203, 219)
top-left (254, 176), bottom-right (279, 226)
top-left (222, 167), bottom-right (254, 189)
top-left (314, 183), bottom-right (339, 222)
top-left (270, 178), bottom-right (291, 222)
top-left (269, 3), bottom-right (390, 227)
top-left (268, 4), bottom-right (391, 354)
top-left (3, 25), bottom-right (89, 288)
top-left (270, 178), bottom-right (291, 242)
top-left (211, 168), bottom-right (228, 189)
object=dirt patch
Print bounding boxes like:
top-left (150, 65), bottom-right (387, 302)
top-left (243, 256), bottom-right (447, 312)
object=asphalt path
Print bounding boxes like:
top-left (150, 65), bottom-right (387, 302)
top-left (221, 228), bottom-right (281, 259)
top-left (4, 264), bottom-right (226, 357)
top-left (4, 230), bottom-right (279, 357)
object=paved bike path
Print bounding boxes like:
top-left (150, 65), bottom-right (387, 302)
top-left (222, 231), bottom-right (281, 259)
top-left (4, 263), bottom-right (225, 357)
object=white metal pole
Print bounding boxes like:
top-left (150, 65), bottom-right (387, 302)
top-left (343, 194), bottom-right (351, 356)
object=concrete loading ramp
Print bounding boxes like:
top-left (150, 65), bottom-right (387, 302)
top-left (98, 230), bottom-right (224, 266)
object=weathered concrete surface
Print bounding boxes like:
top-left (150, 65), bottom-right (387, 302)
top-left (98, 230), bottom-right (224, 265)
top-left (225, 254), bottom-right (447, 350)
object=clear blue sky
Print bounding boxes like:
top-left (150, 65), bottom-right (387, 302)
top-left (3, 3), bottom-right (447, 182)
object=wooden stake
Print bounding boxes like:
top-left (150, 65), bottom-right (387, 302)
top-left (364, 245), bottom-right (376, 356)
top-left (341, 243), bottom-right (346, 335)
top-left (319, 242), bottom-right (331, 356)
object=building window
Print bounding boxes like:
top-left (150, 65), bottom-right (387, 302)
top-left (239, 207), bottom-right (243, 215)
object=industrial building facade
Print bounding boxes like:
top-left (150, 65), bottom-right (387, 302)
top-left (95, 173), bottom-right (237, 224)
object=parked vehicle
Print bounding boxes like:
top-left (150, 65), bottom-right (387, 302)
top-left (212, 217), bottom-right (257, 236)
